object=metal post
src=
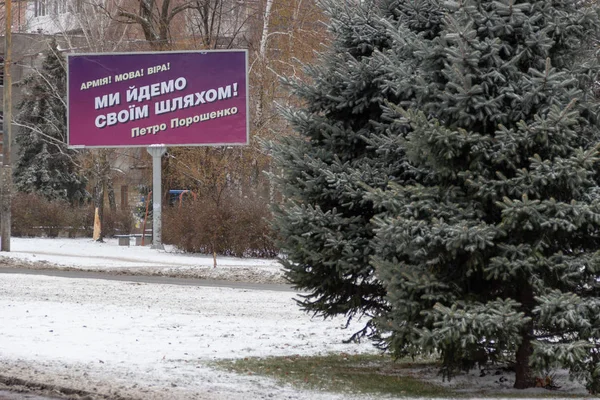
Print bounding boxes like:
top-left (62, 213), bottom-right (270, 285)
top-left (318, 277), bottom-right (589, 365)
top-left (147, 145), bottom-right (166, 250)
top-left (1, 0), bottom-right (12, 252)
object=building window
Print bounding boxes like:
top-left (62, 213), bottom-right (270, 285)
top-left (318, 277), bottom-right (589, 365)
top-left (69, 0), bottom-right (82, 13)
top-left (34, 0), bottom-right (47, 17)
top-left (54, 0), bottom-right (67, 14)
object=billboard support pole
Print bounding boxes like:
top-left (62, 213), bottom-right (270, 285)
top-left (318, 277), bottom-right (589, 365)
top-left (148, 145), bottom-right (166, 250)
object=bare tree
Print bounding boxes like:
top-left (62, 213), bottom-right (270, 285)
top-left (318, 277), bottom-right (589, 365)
top-left (185, 0), bottom-right (256, 49)
top-left (113, 0), bottom-right (195, 50)
top-left (249, 0), bottom-right (326, 134)
top-left (246, 0), bottom-right (326, 202)
top-left (58, 0), bottom-right (132, 53)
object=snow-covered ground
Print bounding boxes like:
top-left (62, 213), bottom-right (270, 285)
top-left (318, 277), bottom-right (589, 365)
top-left (0, 238), bottom-right (381, 400)
top-left (0, 273), bottom-right (377, 400)
top-left (0, 238), bottom-right (593, 399)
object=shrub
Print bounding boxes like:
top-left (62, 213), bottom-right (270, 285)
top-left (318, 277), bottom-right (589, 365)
top-left (12, 192), bottom-right (89, 237)
top-left (102, 207), bottom-right (136, 237)
top-left (163, 191), bottom-right (278, 258)
top-left (228, 195), bottom-right (279, 258)
top-left (11, 192), bottom-right (134, 238)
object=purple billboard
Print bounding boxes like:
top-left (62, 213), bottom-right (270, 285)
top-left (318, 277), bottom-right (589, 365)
top-left (67, 50), bottom-right (248, 148)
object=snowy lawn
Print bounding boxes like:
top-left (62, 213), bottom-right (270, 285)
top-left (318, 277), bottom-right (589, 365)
top-left (0, 273), bottom-right (379, 400)
top-left (0, 238), bottom-right (594, 399)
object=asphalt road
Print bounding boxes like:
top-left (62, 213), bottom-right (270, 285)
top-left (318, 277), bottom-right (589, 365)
top-left (0, 391), bottom-right (62, 400)
top-left (0, 267), bottom-right (294, 292)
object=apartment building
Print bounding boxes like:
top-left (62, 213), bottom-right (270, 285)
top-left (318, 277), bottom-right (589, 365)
top-left (26, 0), bottom-right (80, 34)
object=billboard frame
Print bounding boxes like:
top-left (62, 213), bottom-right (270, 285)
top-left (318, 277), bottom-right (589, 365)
top-left (67, 49), bottom-right (249, 149)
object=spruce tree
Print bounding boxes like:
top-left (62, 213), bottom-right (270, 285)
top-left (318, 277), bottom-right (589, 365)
top-left (274, 0), bottom-right (600, 392)
top-left (14, 40), bottom-right (87, 203)
top-left (366, 0), bottom-right (600, 392)
top-left (269, 0), bottom-right (415, 338)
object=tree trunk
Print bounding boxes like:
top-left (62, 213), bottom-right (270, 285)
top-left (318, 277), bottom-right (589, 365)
top-left (514, 332), bottom-right (534, 388)
top-left (254, 0), bottom-right (274, 127)
top-left (514, 281), bottom-right (535, 389)
top-left (268, 161), bottom-right (275, 204)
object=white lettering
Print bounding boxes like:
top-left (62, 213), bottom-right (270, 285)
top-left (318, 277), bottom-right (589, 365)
top-left (205, 89), bottom-right (218, 103)
top-left (218, 85), bottom-right (232, 99)
top-left (95, 115), bottom-right (106, 128)
top-left (174, 77), bottom-right (187, 91)
top-left (126, 86), bottom-right (138, 102)
top-left (150, 83), bottom-right (160, 97)
top-left (94, 95), bottom-right (108, 110)
top-left (156, 100), bottom-right (171, 115)
top-left (171, 97), bottom-right (183, 111)
top-left (138, 86), bottom-right (151, 102)
top-left (108, 93), bottom-right (120, 107)
top-left (107, 113), bottom-right (118, 126)
top-left (183, 94), bottom-right (194, 108)
top-left (135, 105), bottom-right (149, 119)
top-left (161, 80), bottom-right (174, 93)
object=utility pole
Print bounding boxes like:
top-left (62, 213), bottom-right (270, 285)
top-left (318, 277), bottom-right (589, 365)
top-left (1, 0), bottom-right (11, 251)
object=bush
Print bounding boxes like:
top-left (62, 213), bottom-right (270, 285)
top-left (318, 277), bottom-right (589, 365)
top-left (12, 192), bottom-right (90, 237)
top-left (11, 192), bottom-right (135, 238)
top-left (163, 191), bottom-right (278, 258)
top-left (10, 190), bottom-right (274, 254)
top-left (228, 195), bottom-right (279, 258)
top-left (102, 207), bottom-right (136, 237)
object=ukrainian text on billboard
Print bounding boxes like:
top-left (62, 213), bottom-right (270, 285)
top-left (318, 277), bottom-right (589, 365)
top-left (67, 51), bottom-right (248, 147)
